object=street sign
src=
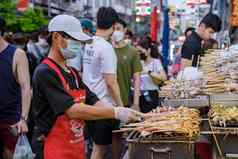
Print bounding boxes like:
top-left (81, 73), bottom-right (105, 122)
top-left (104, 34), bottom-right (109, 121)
top-left (135, 0), bottom-right (151, 4)
top-left (135, 6), bottom-right (151, 16)
top-left (135, 0), bottom-right (152, 16)
top-left (186, 0), bottom-right (207, 6)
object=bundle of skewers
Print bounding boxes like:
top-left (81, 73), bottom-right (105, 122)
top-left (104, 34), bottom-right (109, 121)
top-left (200, 47), bottom-right (238, 94)
top-left (121, 107), bottom-right (201, 138)
top-left (209, 104), bottom-right (238, 127)
top-left (160, 67), bottom-right (205, 99)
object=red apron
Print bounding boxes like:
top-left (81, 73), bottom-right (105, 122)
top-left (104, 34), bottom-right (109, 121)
top-left (42, 58), bottom-right (86, 159)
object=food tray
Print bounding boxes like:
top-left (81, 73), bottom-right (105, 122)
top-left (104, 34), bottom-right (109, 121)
top-left (210, 93), bottom-right (238, 106)
top-left (161, 95), bottom-right (210, 108)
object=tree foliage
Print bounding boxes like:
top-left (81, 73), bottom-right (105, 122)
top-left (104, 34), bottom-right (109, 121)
top-left (0, 0), bottom-right (48, 33)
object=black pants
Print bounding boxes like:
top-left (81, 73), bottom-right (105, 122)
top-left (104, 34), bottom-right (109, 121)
top-left (0, 144), bottom-right (3, 159)
top-left (31, 131), bottom-right (44, 159)
top-left (139, 90), bottom-right (159, 113)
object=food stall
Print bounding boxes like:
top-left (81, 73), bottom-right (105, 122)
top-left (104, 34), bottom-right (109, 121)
top-left (113, 45), bottom-right (238, 159)
top-left (199, 46), bottom-right (238, 158)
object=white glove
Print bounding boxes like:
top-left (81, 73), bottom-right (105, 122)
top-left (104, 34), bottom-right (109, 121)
top-left (114, 107), bottom-right (143, 123)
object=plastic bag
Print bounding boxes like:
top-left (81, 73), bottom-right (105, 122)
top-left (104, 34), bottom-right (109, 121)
top-left (177, 67), bottom-right (203, 81)
top-left (13, 134), bottom-right (35, 159)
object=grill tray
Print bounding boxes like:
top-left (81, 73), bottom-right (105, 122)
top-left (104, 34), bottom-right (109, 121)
top-left (127, 131), bottom-right (196, 143)
top-left (127, 131), bottom-right (196, 159)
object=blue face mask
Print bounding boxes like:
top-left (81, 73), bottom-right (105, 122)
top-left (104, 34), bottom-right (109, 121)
top-left (60, 40), bottom-right (83, 59)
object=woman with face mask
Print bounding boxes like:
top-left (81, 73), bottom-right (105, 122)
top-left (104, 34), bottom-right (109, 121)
top-left (137, 38), bottom-right (167, 113)
top-left (31, 15), bottom-right (144, 159)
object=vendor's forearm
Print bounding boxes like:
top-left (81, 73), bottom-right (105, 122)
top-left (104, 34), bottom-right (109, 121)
top-left (66, 103), bottom-right (115, 120)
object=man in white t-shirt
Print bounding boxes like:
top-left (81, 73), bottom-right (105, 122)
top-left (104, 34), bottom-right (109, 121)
top-left (82, 7), bottom-right (123, 159)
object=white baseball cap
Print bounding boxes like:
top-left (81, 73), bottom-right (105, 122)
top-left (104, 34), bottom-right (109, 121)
top-left (48, 14), bottom-right (92, 41)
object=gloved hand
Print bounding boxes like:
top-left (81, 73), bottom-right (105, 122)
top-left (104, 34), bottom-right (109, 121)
top-left (114, 107), bottom-right (144, 123)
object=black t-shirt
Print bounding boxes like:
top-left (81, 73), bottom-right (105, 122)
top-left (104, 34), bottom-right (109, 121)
top-left (32, 58), bottom-right (99, 135)
top-left (181, 31), bottom-right (203, 67)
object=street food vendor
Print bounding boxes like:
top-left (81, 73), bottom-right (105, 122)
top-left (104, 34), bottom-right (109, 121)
top-left (181, 13), bottom-right (221, 68)
top-left (31, 15), bottom-right (142, 159)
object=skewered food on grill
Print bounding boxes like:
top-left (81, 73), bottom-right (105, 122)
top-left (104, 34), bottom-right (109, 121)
top-left (124, 107), bottom-right (201, 138)
top-left (209, 104), bottom-right (238, 127)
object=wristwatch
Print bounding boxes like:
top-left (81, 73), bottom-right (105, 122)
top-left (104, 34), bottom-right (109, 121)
top-left (21, 115), bottom-right (28, 121)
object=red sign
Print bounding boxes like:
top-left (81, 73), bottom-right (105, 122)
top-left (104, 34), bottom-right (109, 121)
top-left (17, 0), bottom-right (29, 12)
top-left (186, 0), bottom-right (207, 6)
top-left (231, 0), bottom-right (238, 27)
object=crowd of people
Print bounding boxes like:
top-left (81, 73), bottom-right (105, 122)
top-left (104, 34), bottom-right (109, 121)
top-left (0, 5), bottom-right (223, 159)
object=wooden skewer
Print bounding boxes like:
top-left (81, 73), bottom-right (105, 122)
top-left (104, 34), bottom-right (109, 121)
top-left (208, 119), bottom-right (224, 159)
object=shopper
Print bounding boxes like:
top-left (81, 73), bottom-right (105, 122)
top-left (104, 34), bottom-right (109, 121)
top-left (27, 26), bottom-right (49, 63)
top-left (171, 44), bottom-right (182, 77)
top-left (181, 13), bottom-right (221, 68)
top-left (67, 18), bottom-right (95, 73)
top-left (124, 29), bottom-right (133, 45)
top-left (80, 18), bottom-right (95, 36)
top-left (82, 7), bottom-right (123, 159)
top-left (137, 38), bottom-right (167, 113)
top-left (31, 14), bottom-right (142, 159)
top-left (112, 18), bottom-right (142, 109)
top-left (0, 16), bottom-right (31, 159)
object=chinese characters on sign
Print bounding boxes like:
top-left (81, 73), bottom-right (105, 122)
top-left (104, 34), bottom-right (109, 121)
top-left (231, 0), bottom-right (238, 27)
top-left (135, 0), bottom-right (151, 16)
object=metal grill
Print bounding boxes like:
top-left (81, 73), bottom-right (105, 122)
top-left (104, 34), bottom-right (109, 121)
top-left (161, 95), bottom-right (210, 108)
top-left (127, 131), bottom-right (196, 159)
top-left (210, 93), bottom-right (238, 105)
top-left (209, 122), bottom-right (238, 158)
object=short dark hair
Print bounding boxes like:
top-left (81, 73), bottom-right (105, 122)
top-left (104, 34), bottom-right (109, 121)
top-left (138, 37), bottom-right (160, 59)
top-left (96, 7), bottom-right (119, 29)
top-left (47, 33), bottom-right (52, 46)
top-left (126, 30), bottom-right (133, 38)
top-left (117, 18), bottom-right (127, 28)
top-left (184, 27), bottom-right (195, 36)
top-left (200, 13), bottom-right (222, 32)
top-left (0, 16), bottom-right (6, 36)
